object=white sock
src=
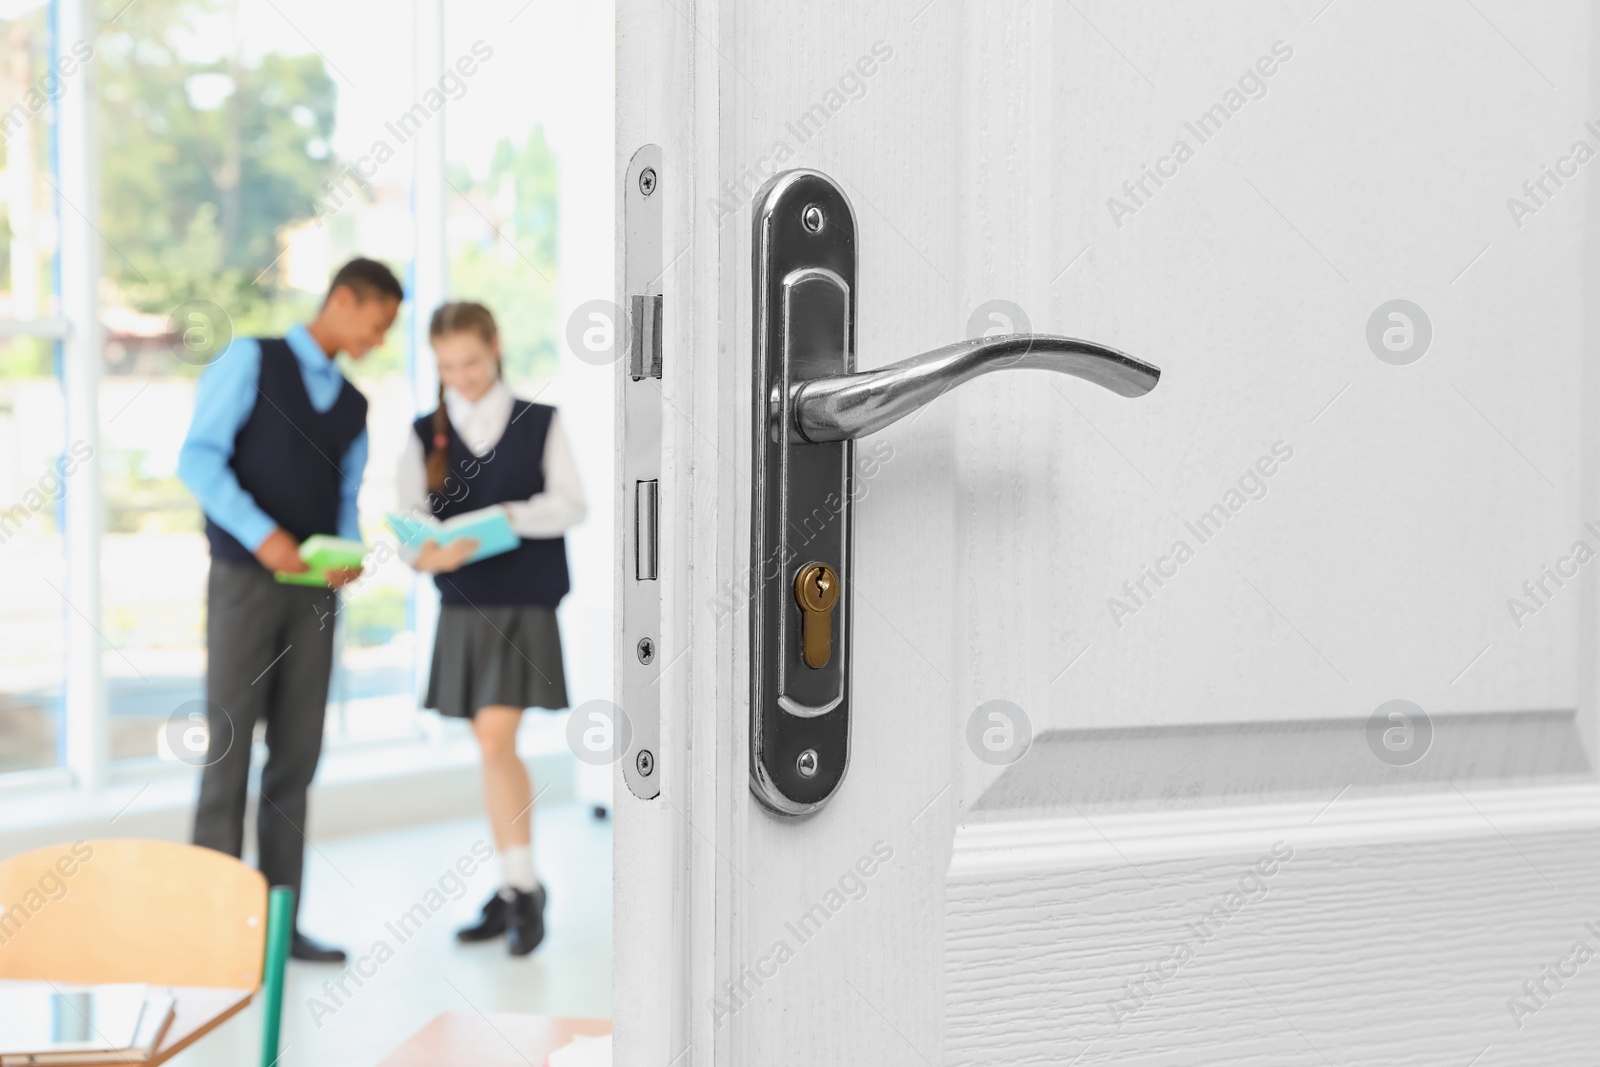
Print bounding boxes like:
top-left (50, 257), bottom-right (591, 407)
top-left (499, 845), bottom-right (538, 895)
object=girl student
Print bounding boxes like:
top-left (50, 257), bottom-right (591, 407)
top-left (397, 301), bottom-right (585, 957)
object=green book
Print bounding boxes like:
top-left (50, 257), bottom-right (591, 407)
top-left (274, 535), bottom-right (367, 586)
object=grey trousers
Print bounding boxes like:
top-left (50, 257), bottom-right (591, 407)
top-left (192, 560), bottom-right (338, 930)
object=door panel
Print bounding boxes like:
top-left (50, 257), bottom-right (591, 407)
top-left (619, 1), bottom-right (1600, 1063)
top-left (959, 5), bottom-right (1585, 736)
top-left (947, 802), bottom-right (1600, 1065)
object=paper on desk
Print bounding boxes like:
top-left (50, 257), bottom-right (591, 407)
top-left (545, 1032), bottom-right (610, 1067)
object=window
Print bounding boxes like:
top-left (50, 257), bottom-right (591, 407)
top-left (93, 0), bottom-right (426, 760)
top-left (0, 1), bottom-right (69, 775)
top-left (0, 0), bottom-right (613, 788)
top-left (0, 359), bottom-right (66, 773)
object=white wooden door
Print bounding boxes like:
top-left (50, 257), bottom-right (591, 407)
top-left (615, 2), bottom-right (1600, 1064)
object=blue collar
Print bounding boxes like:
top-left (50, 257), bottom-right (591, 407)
top-left (286, 323), bottom-right (339, 379)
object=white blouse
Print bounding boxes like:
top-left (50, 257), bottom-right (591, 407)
top-left (396, 380), bottom-right (587, 541)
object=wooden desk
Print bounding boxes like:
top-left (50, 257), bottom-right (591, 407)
top-left (377, 1012), bottom-right (611, 1067)
top-left (0, 981), bottom-right (253, 1067)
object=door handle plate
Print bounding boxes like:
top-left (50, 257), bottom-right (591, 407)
top-left (750, 170), bottom-right (856, 816)
top-left (748, 170), bottom-right (1161, 816)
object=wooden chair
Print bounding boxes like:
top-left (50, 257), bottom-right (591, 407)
top-left (0, 839), bottom-right (293, 1066)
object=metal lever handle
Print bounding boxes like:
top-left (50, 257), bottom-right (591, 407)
top-left (788, 335), bottom-right (1161, 444)
top-left (749, 166), bottom-right (1166, 816)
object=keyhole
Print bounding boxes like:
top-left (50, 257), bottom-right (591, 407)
top-left (794, 562), bottom-right (839, 669)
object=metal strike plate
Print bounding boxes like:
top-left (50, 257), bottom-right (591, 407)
top-left (621, 144), bottom-right (662, 801)
top-left (750, 170), bottom-right (855, 816)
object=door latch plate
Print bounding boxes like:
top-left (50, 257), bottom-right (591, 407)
top-left (750, 170), bottom-right (856, 815)
top-left (621, 144), bottom-right (663, 801)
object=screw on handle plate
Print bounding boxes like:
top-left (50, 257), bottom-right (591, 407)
top-left (794, 562), bottom-right (840, 669)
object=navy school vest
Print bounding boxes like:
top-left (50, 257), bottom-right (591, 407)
top-left (205, 338), bottom-right (368, 566)
top-left (411, 400), bottom-right (572, 608)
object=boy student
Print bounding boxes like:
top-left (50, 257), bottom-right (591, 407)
top-left (177, 258), bottom-right (402, 963)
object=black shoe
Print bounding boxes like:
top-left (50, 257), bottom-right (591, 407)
top-left (456, 891), bottom-right (510, 943)
top-left (289, 931), bottom-right (347, 964)
top-left (506, 883), bottom-right (546, 957)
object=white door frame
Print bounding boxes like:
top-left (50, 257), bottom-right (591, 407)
top-left (613, 1), bottom-right (731, 1063)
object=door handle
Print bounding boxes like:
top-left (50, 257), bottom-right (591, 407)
top-left (784, 335), bottom-right (1159, 444)
top-left (748, 169), bottom-right (1161, 816)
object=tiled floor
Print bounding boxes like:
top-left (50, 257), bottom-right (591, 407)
top-left (168, 805), bottom-right (612, 1066)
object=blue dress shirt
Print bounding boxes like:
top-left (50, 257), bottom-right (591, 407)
top-left (177, 323), bottom-right (367, 552)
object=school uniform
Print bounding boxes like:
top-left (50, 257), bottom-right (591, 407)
top-left (396, 380), bottom-right (585, 717)
top-left (176, 324), bottom-right (367, 934)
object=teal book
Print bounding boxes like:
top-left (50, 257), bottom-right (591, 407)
top-left (386, 508), bottom-right (519, 564)
top-left (274, 535), bottom-right (368, 586)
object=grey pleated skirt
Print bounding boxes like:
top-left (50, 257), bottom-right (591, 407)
top-left (425, 604), bottom-right (569, 718)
